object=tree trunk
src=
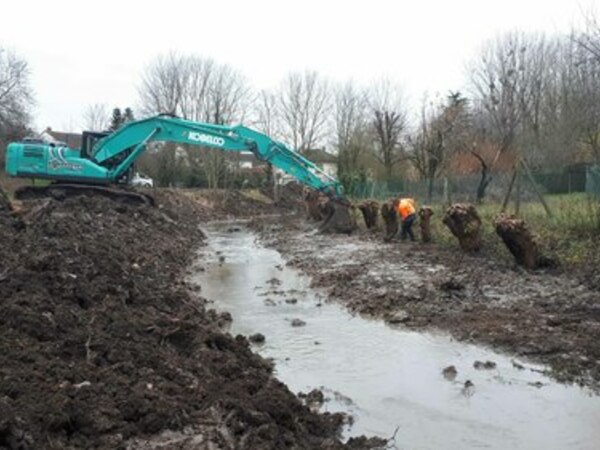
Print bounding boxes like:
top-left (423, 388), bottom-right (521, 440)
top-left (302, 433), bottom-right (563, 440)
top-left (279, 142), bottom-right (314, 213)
top-left (304, 189), bottom-right (324, 221)
top-left (476, 169), bottom-right (491, 203)
top-left (427, 176), bottom-right (434, 203)
top-left (418, 206), bottom-right (434, 243)
top-left (494, 214), bottom-right (548, 269)
top-left (470, 151), bottom-right (491, 203)
top-left (380, 200), bottom-right (398, 242)
top-left (442, 203), bottom-right (482, 252)
top-left (358, 200), bottom-right (380, 229)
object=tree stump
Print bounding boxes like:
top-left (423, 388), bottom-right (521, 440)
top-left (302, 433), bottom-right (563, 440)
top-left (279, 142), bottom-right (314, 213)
top-left (380, 200), bottom-right (398, 242)
top-left (418, 206), bottom-right (434, 243)
top-left (442, 203), bottom-right (482, 252)
top-left (304, 189), bottom-right (324, 221)
top-left (358, 200), bottom-right (380, 229)
top-left (494, 214), bottom-right (546, 269)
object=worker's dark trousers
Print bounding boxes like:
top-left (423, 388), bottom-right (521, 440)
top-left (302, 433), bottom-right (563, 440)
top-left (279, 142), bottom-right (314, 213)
top-left (400, 214), bottom-right (416, 241)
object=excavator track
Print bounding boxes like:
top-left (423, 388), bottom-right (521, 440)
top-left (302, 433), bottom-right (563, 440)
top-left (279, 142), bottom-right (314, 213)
top-left (14, 184), bottom-right (155, 206)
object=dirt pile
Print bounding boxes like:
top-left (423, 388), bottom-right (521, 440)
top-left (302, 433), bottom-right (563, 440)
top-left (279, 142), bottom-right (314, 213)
top-left (261, 181), bottom-right (305, 211)
top-left (0, 191), bottom-right (360, 449)
top-left (181, 188), bottom-right (280, 219)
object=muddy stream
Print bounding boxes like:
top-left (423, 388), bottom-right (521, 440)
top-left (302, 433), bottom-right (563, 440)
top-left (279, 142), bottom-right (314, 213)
top-left (190, 223), bottom-right (600, 450)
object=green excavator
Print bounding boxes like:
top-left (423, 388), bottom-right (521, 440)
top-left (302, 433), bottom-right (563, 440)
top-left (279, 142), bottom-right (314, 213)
top-left (4, 114), bottom-right (354, 232)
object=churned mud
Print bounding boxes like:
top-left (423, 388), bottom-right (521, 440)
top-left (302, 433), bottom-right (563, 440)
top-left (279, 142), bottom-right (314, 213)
top-left (252, 217), bottom-right (600, 391)
top-left (0, 189), bottom-right (369, 449)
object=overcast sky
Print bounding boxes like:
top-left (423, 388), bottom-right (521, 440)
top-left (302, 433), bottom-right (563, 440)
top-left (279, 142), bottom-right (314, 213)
top-left (0, 0), bottom-right (594, 131)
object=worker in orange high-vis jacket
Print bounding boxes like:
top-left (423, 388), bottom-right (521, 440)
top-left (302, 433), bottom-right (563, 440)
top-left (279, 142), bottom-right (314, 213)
top-left (396, 197), bottom-right (416, 241)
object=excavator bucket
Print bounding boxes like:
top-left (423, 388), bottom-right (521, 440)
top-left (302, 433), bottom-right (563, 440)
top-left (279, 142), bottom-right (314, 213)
top-left (318, 199), bottom-right (356, 234)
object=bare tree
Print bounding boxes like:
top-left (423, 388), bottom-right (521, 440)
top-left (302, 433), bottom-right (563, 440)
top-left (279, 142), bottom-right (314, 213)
top-left (468, 33), bottom-right (552, 199)
top-left (410, 92), bottom-right (469, 201)
top-left (0, 47), bottom-right (33, 165)
top-left (83, 103), bottom-right (109, 131)
top-left (333, 80), bottom-right (368, 175)
top-left (574, 8), bottom-right (600, 61)
top-left (138, 53), bottom-right (252, 188)
top-left (254, 89), bottom-right (279, 137)
top-left (368, 78), bottom-right (407, 179)
top-left (139, 52), bottom-right (186, 117)
top-left (570, 13), bottom-right (600, 162)
top-left (278, 70), bottom-right (331, 152)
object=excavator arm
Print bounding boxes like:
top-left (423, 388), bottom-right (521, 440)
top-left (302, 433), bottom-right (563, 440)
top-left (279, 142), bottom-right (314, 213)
top-left (91, 115), bottom-right (344, 199)
top-left (6, 115), bottom-right (343, 199)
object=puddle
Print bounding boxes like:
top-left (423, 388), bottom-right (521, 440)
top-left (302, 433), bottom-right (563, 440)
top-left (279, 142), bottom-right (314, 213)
top-left (190, 224), bottom-right (600, 450)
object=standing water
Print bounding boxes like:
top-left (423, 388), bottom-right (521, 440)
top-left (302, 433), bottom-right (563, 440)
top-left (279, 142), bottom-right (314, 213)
top-left (191, 223), bottom-right (600, 450)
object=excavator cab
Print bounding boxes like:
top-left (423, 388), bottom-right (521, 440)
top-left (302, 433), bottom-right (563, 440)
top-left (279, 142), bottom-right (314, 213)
top-left (80, 131), bottom-right (109, 159)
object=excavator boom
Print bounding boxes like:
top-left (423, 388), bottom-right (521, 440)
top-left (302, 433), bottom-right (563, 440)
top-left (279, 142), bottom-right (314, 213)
top-left (6, 115), bottom-right (343, 199)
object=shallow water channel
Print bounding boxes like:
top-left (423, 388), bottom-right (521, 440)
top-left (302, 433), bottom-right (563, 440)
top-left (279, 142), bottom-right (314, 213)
top-left (191, 223), bottom-right (600, 450)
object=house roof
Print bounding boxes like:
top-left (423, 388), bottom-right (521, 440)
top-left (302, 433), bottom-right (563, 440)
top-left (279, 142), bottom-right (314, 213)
top-left (303, 148), bottom-right (337, 164)
top-left (43, 128), bottom-right (83, 149)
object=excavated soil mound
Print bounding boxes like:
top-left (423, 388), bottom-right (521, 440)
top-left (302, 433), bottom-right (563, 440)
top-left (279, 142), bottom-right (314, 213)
top-left (0, 191), bottom-right (357, 449)
top-left (260, 181), bottom-right (305, 211)
top-left (181, 189), bottom-right (279, 219)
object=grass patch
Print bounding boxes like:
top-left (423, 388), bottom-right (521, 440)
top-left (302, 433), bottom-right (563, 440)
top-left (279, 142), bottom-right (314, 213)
top-left (351, 194), bottom-right (600, 269)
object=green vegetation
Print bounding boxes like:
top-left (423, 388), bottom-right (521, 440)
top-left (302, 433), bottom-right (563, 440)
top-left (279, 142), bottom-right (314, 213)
top-left (352, 193), bottom-right (600, 269)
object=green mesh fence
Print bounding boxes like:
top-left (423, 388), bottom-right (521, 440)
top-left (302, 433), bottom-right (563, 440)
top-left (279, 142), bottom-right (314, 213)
top-left (345, 165), bottom-right (600, 203)
top-left (528, 163), bottom-right (589, 195)
top-left (587, 166), bottom-right (600, 197)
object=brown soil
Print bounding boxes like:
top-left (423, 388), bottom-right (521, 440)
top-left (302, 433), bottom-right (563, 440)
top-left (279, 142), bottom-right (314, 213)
top-left (0, 189), bottom-right (372, 449)
top-left (251, 216), bottom-right (600, 391)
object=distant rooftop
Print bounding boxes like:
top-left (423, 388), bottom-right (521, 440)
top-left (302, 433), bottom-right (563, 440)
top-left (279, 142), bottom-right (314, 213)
top-left (303, 148), bottom-right (337, 164)
top-left (41, 127), bottom-right (82, 149)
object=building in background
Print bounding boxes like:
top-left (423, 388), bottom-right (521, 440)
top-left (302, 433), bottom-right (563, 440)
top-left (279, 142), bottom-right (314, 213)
top-left (303, 148), bottom-right (338, 177)
top-left (39, 127), bottom-right (82, 149)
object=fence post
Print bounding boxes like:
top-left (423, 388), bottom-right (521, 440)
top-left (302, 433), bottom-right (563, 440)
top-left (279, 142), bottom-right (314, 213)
top-left (522, 159), bottom-right (553, 218)
top-left (502, 168), bottom-right (518, 213)
top-left (443, 177), bottom-right (449, 206)
top-left (515, 164), bottom-right (521, 215)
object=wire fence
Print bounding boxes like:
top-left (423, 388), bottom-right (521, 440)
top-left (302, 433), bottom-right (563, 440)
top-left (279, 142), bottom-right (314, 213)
top-left (346, 165), bottom-right (600, 203)
top-left (587, 166), bottom-right (600, 197)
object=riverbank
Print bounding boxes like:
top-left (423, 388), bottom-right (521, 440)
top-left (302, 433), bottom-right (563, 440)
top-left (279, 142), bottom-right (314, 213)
top-left (251, 215), bottom-right (600, 391)
top-left (0, 188), bottom-right (374, 449)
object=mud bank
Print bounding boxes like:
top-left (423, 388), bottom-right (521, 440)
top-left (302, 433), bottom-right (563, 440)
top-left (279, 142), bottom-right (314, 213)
top-left (0, 190), bottom-right (366, 449)
top-left (251, 217), bottom-right (600, 391)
